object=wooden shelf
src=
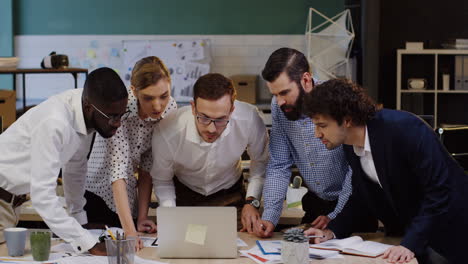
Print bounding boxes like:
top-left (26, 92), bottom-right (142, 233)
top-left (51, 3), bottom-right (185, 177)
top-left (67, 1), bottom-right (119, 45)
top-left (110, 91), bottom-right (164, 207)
top-left (401, 90), bottom-right (436, 93)
top-left (397, 49), bottom-right (468, 128)
top-left (398, 49), bottom-right (468, 55)
top-left (437, 90), bottom-right (468, 94)
top-left (401, 90), bottom-right (468, 94)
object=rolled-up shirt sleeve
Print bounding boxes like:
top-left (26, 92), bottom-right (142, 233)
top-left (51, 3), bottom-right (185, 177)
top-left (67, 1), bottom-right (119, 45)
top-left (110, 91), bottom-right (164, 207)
top-left (245, 108), bottom-right (269, 200)
top-left (261, 101), bottom-right (294, 226)
top-left (327, 165), bottom-right (352, 219)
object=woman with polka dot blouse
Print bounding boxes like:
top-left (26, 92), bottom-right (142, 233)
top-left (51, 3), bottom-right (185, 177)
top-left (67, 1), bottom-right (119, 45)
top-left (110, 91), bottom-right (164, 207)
top-left (84, 56), bottom-right (177, 250)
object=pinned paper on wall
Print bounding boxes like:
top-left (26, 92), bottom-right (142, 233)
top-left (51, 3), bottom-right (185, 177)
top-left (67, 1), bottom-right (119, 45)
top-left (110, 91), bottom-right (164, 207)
top-left (110, 48), bottom-right (120, 57)
top-left (90, 40), bottom-right (100, 49)
top-left (122, 39), bottom-right (211, 102)
top-left (87, 49), bottom-right (96, 59)
top-left (184, 224), bottom-right (208, 245)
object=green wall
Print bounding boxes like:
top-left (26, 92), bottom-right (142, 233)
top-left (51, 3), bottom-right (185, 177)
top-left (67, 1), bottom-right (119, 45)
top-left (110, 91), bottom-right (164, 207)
top-left (0, 0), bottom-right (13, 89)
top-left (14, 0), bottom-right (344, 35)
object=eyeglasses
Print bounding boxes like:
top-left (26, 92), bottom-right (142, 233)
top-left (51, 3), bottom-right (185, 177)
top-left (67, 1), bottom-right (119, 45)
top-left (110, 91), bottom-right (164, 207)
top-left (91, 104), bottom-right (131, 124)
top-left (195, 112), bottom-right (230, 128)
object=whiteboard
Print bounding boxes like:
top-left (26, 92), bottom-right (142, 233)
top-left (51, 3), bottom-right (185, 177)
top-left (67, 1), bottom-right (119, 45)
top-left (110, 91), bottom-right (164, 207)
top-left (122, 39), bottom-right (211, 102)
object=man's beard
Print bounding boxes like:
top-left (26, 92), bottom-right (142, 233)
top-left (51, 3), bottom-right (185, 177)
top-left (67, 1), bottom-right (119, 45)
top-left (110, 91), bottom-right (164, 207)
top-left (280, 86), bottom-right (305, 121)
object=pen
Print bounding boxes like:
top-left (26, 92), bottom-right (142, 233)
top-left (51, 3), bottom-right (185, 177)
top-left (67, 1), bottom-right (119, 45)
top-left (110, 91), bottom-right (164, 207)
top-left (105, 225), bottom-right (117, 240)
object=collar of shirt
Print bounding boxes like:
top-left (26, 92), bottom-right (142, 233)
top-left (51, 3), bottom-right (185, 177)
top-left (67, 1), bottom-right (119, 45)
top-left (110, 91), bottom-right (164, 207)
top-left (71, 88), bottom-right (89, 135)
top-left (126, 87), bottom-right (175, 122)
top-left (353, 126), bottom-right (371, 157)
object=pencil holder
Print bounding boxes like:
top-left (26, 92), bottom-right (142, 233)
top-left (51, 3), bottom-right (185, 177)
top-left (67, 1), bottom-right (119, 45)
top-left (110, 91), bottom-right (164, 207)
top-left (105, 238), bottom-right (136, 264)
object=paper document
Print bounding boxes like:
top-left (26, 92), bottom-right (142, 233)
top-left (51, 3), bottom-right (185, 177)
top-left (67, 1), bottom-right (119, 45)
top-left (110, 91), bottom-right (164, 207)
top-left (256, 240), bottom-right (281, 255)
top-left (239, 245), bottom-right (282, 264)
top-left (140, 236), bottom-right (158, 247)
top-left (51, 242), bottom-right (74, 252)
top-left (237, 238), bottom-right (248, 247)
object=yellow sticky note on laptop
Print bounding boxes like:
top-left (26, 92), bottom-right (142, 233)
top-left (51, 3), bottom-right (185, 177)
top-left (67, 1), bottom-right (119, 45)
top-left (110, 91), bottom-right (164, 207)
top-left (185, 224), bottom-right (207, 245)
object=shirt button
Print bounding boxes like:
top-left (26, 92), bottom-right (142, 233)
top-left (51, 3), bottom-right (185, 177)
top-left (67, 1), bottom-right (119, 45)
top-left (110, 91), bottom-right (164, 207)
top-left (310, 162), bottom-right (314, 166)
top-left (77, 246), bottom-right (81, 251)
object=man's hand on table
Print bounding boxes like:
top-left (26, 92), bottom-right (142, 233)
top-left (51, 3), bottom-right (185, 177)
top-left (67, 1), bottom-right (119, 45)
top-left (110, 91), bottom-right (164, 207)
top-left (88, 242), bottom-right (107, 256)
top-left (240, 204), bottom-right (261, 233)
top-left (304, 227), bottom-right (335, 244)
top-left (310, 215), bottom-right (331, 229)
top-left (253, 219), bottom-right (274, 238)
top-left (382, 245), bottom-right (415, 263)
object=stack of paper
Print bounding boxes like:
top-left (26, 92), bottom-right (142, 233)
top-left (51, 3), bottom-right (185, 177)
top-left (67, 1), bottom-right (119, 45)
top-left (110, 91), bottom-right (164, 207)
top-left (0, 57), bottom-right (19, 68)
top-left (240, 241), bottom-right (342, 264)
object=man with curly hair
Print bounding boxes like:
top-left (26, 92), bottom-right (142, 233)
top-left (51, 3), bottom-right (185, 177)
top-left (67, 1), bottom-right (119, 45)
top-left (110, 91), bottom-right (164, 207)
top-left (303, 78), bottom-right (467, 264)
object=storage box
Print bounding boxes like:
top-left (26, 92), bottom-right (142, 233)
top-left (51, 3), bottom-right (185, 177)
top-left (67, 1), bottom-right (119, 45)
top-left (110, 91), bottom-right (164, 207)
top-left (405, 42), bottom-right (424, 50)
top-left (0, 90), bottom-right (16, 129)
top-left (231, 75), bottom-right (257, 104)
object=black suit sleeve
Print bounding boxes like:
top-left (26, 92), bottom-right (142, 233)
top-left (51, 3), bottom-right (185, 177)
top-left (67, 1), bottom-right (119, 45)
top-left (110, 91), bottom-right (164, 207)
top-left (398, 118), bottom-right (451, 255)
top-left (328, 191), bottom-right (378, 238)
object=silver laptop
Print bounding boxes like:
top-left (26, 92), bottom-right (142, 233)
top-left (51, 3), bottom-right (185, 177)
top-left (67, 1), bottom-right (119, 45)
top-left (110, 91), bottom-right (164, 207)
top-left (157, 207), bottom-right (237, 258)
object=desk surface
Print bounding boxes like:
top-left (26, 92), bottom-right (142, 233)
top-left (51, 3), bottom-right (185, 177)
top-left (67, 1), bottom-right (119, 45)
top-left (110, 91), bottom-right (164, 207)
top-left (0, 68), bottom-right (88, 73)
top-left (0, 231), bottom-right (417, 264)
top-left (145, 232), bottom-right (418, 264)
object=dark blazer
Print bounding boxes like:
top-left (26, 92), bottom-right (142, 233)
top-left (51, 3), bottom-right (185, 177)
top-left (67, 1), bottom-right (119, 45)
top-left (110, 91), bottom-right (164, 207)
top-left (329, 109), bottom-right (468, 258)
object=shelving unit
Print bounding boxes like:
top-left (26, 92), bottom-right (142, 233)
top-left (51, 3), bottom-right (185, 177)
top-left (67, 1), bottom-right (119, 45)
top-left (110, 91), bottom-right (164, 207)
top-left (396, 49), bottom-right (468, 128)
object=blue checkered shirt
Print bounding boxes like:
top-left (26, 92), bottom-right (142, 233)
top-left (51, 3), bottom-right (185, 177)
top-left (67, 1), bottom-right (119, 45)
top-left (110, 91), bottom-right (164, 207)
top-left (261, 98), bottom-right (353, 226)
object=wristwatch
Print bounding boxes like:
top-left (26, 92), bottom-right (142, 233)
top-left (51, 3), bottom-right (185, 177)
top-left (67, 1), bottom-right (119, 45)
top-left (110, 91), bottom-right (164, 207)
top-left (245, 199), bottom-right (261, 209)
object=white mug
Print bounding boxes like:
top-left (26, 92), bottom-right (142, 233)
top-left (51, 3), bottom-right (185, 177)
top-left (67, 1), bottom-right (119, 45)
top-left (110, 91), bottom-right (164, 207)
top-left (4, 227), bottom-right (28, 256)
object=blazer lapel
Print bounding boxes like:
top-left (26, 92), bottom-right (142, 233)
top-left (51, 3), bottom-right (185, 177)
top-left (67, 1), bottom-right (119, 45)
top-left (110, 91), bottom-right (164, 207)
top-left (367, 116), bottom-right (398, 212)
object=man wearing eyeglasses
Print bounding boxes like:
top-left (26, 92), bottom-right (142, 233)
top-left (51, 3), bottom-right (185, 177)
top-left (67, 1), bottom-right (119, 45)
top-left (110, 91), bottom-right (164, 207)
top-left (151, 73), bottom-right (269, 232)
top-left (0, 67), bottom-right (128, 255)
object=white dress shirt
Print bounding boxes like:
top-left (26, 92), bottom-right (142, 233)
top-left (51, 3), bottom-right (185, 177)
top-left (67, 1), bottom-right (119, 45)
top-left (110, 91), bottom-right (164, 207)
top-left (86, 88), bottom-right (176, 216)
top-left (353, 126), bottom-right (382, 188)
top-left (0, 89), bottom-right (98, 253)
top-left (151, 100), bottom-right (269, 207)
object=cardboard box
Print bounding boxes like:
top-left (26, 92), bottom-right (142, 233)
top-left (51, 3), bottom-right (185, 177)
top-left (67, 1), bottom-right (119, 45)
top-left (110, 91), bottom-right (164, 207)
top-left (0, 90), bottom-right (16, 129)
top-left (231, 75), bottom-right (257, 104)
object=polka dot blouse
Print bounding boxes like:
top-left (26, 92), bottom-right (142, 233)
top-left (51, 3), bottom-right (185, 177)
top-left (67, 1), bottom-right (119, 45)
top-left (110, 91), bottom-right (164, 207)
top-left (85, 87), bottom-right (177, 217)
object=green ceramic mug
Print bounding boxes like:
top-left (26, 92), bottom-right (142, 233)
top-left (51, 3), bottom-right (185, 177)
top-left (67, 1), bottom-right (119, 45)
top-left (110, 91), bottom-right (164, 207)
top-left (30, 231), bottom-right (51, 261)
